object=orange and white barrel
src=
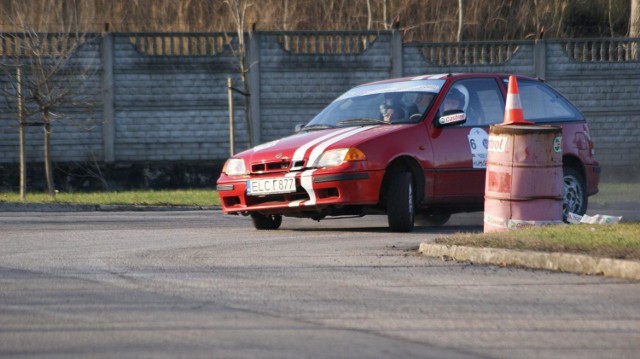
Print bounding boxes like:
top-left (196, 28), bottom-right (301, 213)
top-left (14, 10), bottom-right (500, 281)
top-left (484, 124), bottom-right (564, 232)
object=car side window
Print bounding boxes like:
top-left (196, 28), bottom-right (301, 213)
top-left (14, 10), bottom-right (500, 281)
top-left (516, 80), bottom-right (583, 122)
top-left (475, 87), bottom-right (505, 125)
top-left (444, 78), bottom-right (505, 126)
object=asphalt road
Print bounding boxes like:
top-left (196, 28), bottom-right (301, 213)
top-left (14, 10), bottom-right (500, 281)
top-left (1, 210), bottom-right (639, 359)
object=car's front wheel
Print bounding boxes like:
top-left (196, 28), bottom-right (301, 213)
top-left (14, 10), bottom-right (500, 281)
top-left (563, 166), bottom-right (588, 219)
top-left (250, 213), bottom-right (282, 230)
top-left (386, 171), bottom-right (415, 232)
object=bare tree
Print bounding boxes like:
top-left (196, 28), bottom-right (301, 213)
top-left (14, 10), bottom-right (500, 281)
top-left (1, 0), bottom-right (625, 41)
top-left (0, 0), bottom-right (98, 198)
top-left (224, 0), bottom-right (256, 148)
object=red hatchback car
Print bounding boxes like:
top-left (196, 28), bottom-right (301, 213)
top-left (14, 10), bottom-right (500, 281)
top-left (217, 73), bottom-right (600, 232)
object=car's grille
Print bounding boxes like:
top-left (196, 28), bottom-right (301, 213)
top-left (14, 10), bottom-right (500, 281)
top-left (251, 160), bottom-right (290, 174)
top-left (250, 160), bottom-right (307, 174)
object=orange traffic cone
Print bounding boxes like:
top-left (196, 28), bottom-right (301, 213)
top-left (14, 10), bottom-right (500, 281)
top-left (501, 75), bottom-right (533, 125)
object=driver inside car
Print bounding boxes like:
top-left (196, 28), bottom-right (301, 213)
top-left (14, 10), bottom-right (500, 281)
top-left (407, 92), bottom-right (435, 119)
top-left (379, 98), bottom-right (405, 123)
top-left (441, 87), bottom-right (466, 113)
top-left (413, 92), bottom-right (435, 114)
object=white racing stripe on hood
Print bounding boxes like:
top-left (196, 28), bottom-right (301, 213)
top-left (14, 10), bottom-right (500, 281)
top-left (290, 127), bottom-right (355, 171)
top-left (288, 126), bottom-right (376, 207)
top-left (307, 126), bottom-right (374, 167)
top-left (298, 126), bottom-right (374, 207)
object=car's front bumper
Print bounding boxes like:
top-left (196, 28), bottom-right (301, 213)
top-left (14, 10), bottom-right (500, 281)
top-left (217, 169), bottom-right (385, 215)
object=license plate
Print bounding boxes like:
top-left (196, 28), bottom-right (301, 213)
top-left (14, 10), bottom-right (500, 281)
top-left (247, 177), bottom-right (296, 196)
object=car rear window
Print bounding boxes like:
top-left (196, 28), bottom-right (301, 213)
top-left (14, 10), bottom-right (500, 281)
top-left (516, 80), bottom-right (584, 123)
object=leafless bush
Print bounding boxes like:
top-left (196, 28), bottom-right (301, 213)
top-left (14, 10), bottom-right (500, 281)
top-left (0, 0), bottom-right (99, 198)
top-left (1, 0), bottom-right (633, 40)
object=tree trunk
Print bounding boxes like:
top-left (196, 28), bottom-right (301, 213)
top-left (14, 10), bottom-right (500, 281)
top-left (283, 0), bottom-right (288, 30)
top-left (17, 67), bottom-right (27, 201)
top-left (225, 0), bottom-right (254, 148)
top-left (43, 118), bottom-right (55, 199)
top-left (366, 0), bottom-right (372, 31)
top-left (608, 0), bottom-right (614, 37)
top-left (457, 0), bottom-right (465, 42)
top-left (382, 0), bottom-right (388, 30)
top-left (238, 33), bottom-right (254, 148)
top-left (632, 0), bottom-right (640, 37)
top-left (282, 0), bottom-right (289, 50)
top-left (19, 121), bottom-right (26, 200)
top-left (632, 0), bottom-right (639, 59)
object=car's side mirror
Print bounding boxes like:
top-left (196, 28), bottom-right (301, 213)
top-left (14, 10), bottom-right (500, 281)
top-left (294, 123), bottom-right (305, 133)
top-left (434, 109), bottom-right (466, 128)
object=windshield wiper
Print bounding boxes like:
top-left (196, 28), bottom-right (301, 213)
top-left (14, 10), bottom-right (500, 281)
top-left (301, 124), bottom-right (336, 131)
top-left (336, 118), bottom-right (390, 127)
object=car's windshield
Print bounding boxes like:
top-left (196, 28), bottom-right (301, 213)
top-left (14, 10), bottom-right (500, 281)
top-left (304, 79), bottom-right (445, 129)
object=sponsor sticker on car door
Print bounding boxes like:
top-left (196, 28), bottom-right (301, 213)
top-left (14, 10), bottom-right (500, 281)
top-left (468, 128), bottom-right (489, 168)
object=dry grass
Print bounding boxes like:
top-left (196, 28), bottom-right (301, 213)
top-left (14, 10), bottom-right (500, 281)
top-left (0, 190), bottom-right (220, 207)
top-left (435, 223), bottom-right (640, 261)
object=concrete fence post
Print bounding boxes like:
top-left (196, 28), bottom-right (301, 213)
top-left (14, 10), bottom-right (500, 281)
top-left (391, 29), bottom-right (403, 78)
top-left (101, 33), bottom-right (115, 162)
top-left (534, 39), bottom-right (546, 80)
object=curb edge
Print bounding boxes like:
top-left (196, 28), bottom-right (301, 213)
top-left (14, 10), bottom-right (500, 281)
top-left (418, 243), bottom-right (640, 281)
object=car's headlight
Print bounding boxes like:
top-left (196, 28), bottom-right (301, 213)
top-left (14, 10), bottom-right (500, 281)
top-left (314, 147), bottom-right (366, 168)
top-left (223, 158), bottom-right (247, 175)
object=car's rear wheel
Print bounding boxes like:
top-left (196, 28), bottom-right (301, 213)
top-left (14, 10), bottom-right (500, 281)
top-left (416, 212), bottom-right (450, 227)
top-left (563, 166), bottom-right (588, 219)
top-left (387, 171), bottom-right (415, 232)
top-left (250, 213), bottom-right (282, 230)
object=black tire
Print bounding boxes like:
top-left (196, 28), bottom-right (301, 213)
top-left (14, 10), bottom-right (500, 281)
top-left (563, 166), bottom-right (588, 219)
top-left (387, 171), bottom-right (415, 232)
top-left (416, 212), bottom-right (450, 227)
top-left (250, 213), bottom-right (282, 230)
